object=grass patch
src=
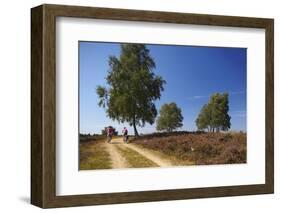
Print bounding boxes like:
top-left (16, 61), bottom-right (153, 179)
top-left (79, 141), bottom-right (112, 170)
top-left (116, 145), bottom-right (158, 168)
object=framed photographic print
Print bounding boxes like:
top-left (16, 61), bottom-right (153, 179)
top-left (31, 4), bottom-right (274, 208)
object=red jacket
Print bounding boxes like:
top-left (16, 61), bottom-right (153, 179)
top-left (107, 127), bottom-right (113, 134)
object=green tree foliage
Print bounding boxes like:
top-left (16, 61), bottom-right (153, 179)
top-left (195, 104), bottom-right (211, 131)
top-left (96, 44), bottom-right (166, 136)
top-left (156, 102), bottom-right (183, 132)
top-left (196, 93), bottom-right (231, 132)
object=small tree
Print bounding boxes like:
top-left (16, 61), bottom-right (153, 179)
top-left (156, 102), bottom-right (183, 132)
top-left (210, 93), bottom-right (231, 132)
top-left (196, 92), bottom-right (231, 132)
top-left (196, 104), bottom-right (212, 131)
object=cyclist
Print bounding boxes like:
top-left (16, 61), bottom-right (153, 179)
top-left (107, 126), bottom-right (114, 143)
top-left (122, 127), bottom-right (129, 143)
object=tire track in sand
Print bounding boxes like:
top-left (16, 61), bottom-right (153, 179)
top-left (111, 137), bottom-right (172, 167)
top-left (104, 140), bottom-right (128, 169)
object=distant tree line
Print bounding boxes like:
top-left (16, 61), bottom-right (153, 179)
top-left (80, 133), bottom-right (101, 137)
top-left (196, 93), bottom-right (231, 132)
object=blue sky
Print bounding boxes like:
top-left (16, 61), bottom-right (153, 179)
top-left (79, 41), bottom-right (247, 134)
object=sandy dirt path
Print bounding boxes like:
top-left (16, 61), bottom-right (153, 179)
top-left (104, 139), bottom-right (128, 169)
top-left (113, 137), bottom-right (172, 167)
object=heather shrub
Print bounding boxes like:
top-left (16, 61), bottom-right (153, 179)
top-left (219, 133), bottom-right (233, 142)
top-left (133, 132), bottom-right (246, 165)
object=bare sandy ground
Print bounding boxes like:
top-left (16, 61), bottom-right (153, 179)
top-left (104, 140), bottom-right (128, 168)
top-left (105, 137), bottom-right (172, 168)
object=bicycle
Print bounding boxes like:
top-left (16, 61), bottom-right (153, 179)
top-left (107, 134), bottom-right (112, 143)
top-left (123, 135), bottom-right (129, 143)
